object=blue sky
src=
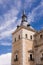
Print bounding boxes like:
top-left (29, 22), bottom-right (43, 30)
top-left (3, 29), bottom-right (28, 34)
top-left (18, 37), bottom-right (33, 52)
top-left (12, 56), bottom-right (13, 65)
top-left (0, 0), bottom-right (43, 65)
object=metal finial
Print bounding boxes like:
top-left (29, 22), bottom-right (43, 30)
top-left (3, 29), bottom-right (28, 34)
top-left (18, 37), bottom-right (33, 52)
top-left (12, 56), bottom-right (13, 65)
top-left (23, 10), bottom-right (25, 15)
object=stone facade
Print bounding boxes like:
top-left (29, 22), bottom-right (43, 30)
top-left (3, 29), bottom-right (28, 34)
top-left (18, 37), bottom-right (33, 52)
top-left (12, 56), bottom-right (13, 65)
top-left (11, 12), bottom-right (43, 65)
top-left (34, 30), bottom-right (43, 65)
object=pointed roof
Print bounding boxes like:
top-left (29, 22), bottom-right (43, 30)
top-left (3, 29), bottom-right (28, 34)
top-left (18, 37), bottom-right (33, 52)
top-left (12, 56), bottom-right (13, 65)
top-left (12, 11), bottom-right (36, 35)
top-left (12, 25), bottom-right (36, 35)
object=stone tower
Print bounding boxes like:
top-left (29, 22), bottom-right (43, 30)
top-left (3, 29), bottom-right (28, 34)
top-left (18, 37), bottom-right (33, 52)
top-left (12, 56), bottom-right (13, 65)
top-left (34, 30), bottom-right (43, 65)
top-left (11, 11), bottom-right (36, 65)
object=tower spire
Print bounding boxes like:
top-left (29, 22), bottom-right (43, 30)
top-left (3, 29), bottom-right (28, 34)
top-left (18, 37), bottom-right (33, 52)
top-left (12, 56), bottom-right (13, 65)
top-left (23, 10), bottom-right (25, 15)
top-left (21, 10), bottom-right (28, 26)
top-left (22, 10), bottom-right (27, 22)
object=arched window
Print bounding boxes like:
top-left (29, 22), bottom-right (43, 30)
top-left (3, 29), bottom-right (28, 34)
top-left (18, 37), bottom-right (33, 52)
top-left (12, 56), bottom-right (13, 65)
top-left (16, 54), bottom-right (18, 61)
top-left (14, 53), bottom-right (18, 61)
top-left (28, 50), bottom-right (34, 61)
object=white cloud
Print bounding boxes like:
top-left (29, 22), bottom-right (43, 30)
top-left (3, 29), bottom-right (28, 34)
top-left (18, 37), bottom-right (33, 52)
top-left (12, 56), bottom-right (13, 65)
top-left (27, 13), bottom-right (34, 23)
top-left (0, 42), bottom-right (11, 46)
top-left (0, 0), bottom-right (22, 29)
top-left (0, 17), bottom-right (17, 30)
top-left (27, 0), bottom-right (43, 23)
top-left (0, 0), bottom-right (22, 10)
top-left (13, 0), bottom-right (22, 10)
top-left (0, 53), bottom-right (11, 65)
top-left (0, 7), bottom-right (19, 39)
top-left (24, 0), bottom-right (37, 9)
top-left (0, 7), bottom-right (18, 30)
top-left (0, 15), bottom-right (17, 39)
top-left (0, 0), bottom-right (6, 4)
top-left (40, 0), bottom-right (43, 5)
top-left (0, 0), bottom-right (22, 39)
top-left (0, 27), bottom-right (16, 39)
top-left (0, 0), bottom-right (43, 40)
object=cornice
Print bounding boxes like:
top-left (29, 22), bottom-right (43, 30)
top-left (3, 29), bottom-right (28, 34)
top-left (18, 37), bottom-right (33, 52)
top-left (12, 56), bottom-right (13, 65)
top-left (12, 26), bottom-right (36, 35)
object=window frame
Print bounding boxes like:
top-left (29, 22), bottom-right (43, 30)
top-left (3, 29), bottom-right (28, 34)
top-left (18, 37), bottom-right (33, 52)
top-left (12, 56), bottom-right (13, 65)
top-left (25, 34), bottom-right (27, 38)
top-left (30, 35), bottom-right (32, 40)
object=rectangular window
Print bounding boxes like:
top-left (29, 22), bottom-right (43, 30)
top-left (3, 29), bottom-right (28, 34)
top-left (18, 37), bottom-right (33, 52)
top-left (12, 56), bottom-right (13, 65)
top-left (30, 35), bottom-right (32, 40)
top-left (25, 34), bottom-right (27, 38)
top-left (29, 54), bottom-right (34, 61)
top-left (15, 38), bottom-right (16, 42)
top-left (16, 55), bottom-right (18, 61)
top-left (30, 54), bottom-right (32, 60)
top-left (40, 35), bottom-right (43, 38)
